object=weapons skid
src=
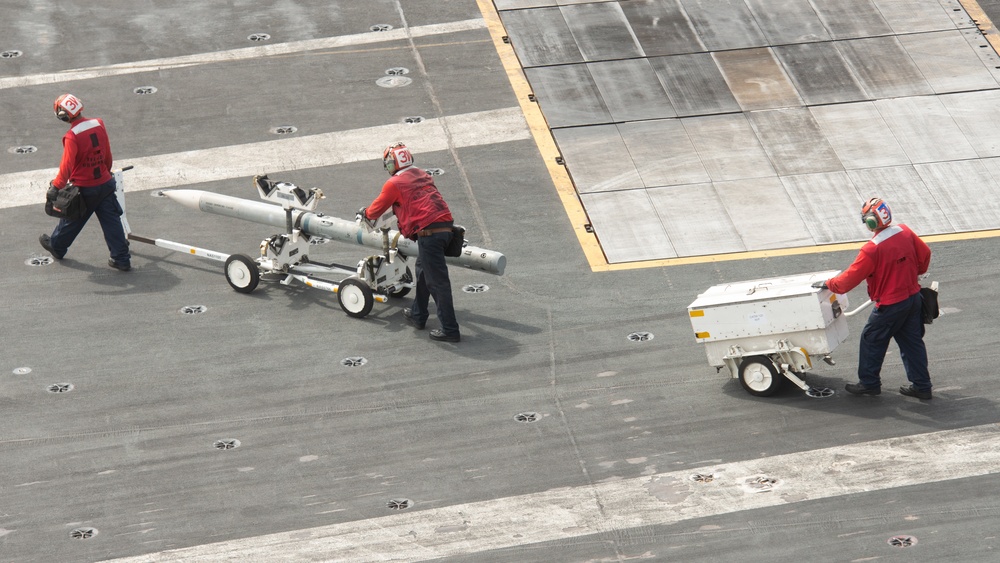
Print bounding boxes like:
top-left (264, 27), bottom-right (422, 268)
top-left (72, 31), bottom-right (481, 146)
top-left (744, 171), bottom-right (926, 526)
top-left (123, 173), bottom-right (506, 319)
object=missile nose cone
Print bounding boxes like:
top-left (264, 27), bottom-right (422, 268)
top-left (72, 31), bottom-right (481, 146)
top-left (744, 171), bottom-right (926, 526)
top-left (160, 189), bottom-right (202, 210)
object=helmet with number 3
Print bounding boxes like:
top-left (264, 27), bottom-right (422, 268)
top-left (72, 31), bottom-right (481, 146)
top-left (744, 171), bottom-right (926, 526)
top-left (861, 197), bottom-right (892, 231)
top-left (382, 142), bottom-right (414, 175)
top-left (54, 94), bottom-right (84, 122)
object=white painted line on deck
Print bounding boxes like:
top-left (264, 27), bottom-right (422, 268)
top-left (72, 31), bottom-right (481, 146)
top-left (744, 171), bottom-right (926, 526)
top-left (0, 107), bottom-right (529, 210)
top-left (0, 19), bottom-right (486, 90)
top-left (103, 423), bottom-right (1000, 562)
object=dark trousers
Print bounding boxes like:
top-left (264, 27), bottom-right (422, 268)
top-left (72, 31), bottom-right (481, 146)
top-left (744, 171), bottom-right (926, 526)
top-left (49, 178), bottom-right (131, 264)
top-left (411, 231), bottom-right (459, 336)
top-left (858, 292), bottom-right (931, 391)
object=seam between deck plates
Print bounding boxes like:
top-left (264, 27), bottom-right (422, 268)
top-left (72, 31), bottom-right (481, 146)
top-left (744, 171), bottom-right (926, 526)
top-left (477, 0), bottom-right (1000, 271)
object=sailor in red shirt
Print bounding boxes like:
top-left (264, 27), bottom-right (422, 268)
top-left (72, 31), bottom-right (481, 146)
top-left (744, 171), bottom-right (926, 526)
top-left (816, 198), bottom-right (933, 399)
top-left (359, 142), bottom-right (460, 342)
top-left (39, 94), bottom-right (131, 270)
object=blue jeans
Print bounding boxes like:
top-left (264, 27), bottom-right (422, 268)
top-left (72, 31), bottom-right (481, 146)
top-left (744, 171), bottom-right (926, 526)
top-left (410, 231), bottom-right (459, 336)
top-left (49, 178), bottom-right (131, 264)
top-left (858, 292), bottom-right (931, 391)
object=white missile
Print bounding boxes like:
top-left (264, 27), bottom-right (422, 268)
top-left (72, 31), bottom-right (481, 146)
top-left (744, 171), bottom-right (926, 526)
top-left (160, 189), bottom-right (506, 276)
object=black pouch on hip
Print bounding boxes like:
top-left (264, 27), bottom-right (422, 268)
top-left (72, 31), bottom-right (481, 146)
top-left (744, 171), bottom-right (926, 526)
top-left (445, 225), bottom-right (465, 257)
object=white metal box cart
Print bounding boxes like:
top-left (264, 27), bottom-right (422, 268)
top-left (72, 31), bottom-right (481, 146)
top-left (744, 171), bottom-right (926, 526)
top-left (688, 270), bottom-right (865, 398)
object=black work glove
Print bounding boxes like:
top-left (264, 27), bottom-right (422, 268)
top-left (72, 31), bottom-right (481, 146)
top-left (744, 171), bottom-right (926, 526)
top-left (46, 182), bottom-right (59, 202)
top-left (811, 281), bottom-right (828, 290)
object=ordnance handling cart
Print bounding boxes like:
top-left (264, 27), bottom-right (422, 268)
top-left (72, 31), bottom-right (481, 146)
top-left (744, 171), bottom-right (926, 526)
top-left (687, 270), bottom-right (870, 398)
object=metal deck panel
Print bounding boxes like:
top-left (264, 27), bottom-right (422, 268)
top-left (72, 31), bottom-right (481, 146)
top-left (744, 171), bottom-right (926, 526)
top-left (561, 3), bottom-right (645, 62)
top-left (620, 0), bottom-right (706, 56)
top-left (587, 59), bottom-right (677, 122)
top-left (744, 0), bottom-right (831, 45)
top-left (899, 30), bottom-right (1000, 94)
top-left (678, 0), bottom-right (769, 52)
top-left (495, 0), bottom-right (557, 8)
top-left (524, 65), bottom-right (612, 128)
top-left (499, 7), bottom-right (584, 67)
top-left (580, 190), bottom-right (677, 262)
top-left (940, 90), bottom-right (1000, 158)
top-left (809, 102), bottom-right (911, 169)
top-left (779, 172), bottom-right (866, 244)
top-left (647, 184), bottom-right (747, 256)
top-left (618, 119), bottom-right (711, 187)
top-left (810, 0), bottom-right (894, 39)
top-left (681, 114), bottom-right (777, 182)
top-left (714, 177), bottom-right (814, 250)
top-left (914, 159), bottom-right (1000, 231)
top-left (714, 48), bottom-right (803, 111)
top-left (846, 165), bottom-right (954, 234)
top-left (747, 108), bottom-right (844, 176)
top-left (837, 36), bottom-right (935, 99)
top-left (649, 53), bottom-right (741, 117)
top-left (553, 125), bottom-right (643, 194)
top-left (773, 42), bottom-right (868, 106)
top-left (873, 0), bottom-right (971, 34)
top-left (875, 96), bottom-right (979, 164)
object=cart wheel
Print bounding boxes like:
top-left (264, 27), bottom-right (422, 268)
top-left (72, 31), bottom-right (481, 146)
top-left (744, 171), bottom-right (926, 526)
top-left (338, 277), bottom-right (374, 318)
top-left (738, 357), bottom-right (784, 397)
top-left (224, 254), bottom-right (259, 294)
top-left (388, 267), bottom-right (412, 298)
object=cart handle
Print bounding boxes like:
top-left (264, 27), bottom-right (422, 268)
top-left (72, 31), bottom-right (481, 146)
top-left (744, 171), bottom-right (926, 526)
top-left (845, 299), bottom-right (873, 317)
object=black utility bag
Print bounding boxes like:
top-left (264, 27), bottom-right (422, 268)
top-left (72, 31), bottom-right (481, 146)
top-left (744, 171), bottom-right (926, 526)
top-left (920, 285), bottom-right (939, 324)
top-left (445, 225), bottom-right (466, 257)
top-left (45, 184), bottom-right (85, 220)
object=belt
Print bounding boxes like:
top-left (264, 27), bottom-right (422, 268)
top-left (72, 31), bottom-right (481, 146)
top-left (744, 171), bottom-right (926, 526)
top-left (416, 227), bottom-right (452, 237)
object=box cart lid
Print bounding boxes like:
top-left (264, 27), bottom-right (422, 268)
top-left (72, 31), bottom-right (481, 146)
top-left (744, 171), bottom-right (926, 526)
top-left (688, 270), bottom-right (841, 309)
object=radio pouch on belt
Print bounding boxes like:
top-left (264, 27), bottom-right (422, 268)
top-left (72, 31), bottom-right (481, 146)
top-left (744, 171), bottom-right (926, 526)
top-left (920, 284), bottom-right (939, 324)
top-left (445, 225), bottom-right (465, 257)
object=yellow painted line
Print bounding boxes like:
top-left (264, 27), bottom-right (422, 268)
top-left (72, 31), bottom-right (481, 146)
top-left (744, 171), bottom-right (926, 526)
top-left (477, 0), bottom-right (1000, 271)
top-left (960, 0), bottom-right (1000, 53)
top-left (475, 0), bottom-right (608, 269)
top-left (590, 230), bottom-right (1000, 272)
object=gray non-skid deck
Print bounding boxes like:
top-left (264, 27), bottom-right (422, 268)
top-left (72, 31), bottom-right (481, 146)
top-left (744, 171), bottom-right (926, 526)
top-left (2, 1), bottom-right (1000, 562)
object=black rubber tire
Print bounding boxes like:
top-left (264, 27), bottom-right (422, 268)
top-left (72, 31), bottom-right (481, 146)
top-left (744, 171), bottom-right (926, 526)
top-left (224, 254), bottom-right (259, 294)
top-left (738, 356), bottom-right (784, 397)
top-left (338, 277), bottom-right (374, 318)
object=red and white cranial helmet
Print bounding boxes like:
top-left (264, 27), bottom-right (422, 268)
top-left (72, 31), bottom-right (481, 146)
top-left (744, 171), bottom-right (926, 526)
top-left (383, 142), bottom-right (414, 175)
top-left (54, 94), bottom-right (83, 122)
top-left (861, 197), bottom-right (892, 231)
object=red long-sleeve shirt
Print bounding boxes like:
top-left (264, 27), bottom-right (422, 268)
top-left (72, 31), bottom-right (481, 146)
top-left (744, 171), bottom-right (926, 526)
top-left (826, 224), bottom-right (931, 307)
top-left (52, 116), bottom-right (113, 188)
top-left (366, 167), bottom-right (452, 238)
